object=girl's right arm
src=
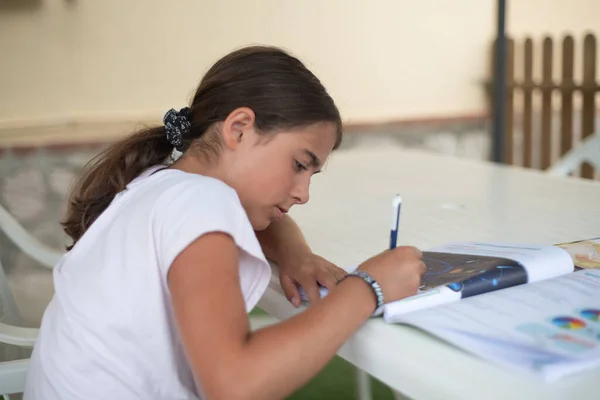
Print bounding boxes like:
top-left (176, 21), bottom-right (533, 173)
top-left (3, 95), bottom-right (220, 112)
top-left (168, 232), bottom-right (424, 400)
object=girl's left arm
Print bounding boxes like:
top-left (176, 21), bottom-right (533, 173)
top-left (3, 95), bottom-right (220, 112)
top-left (255, 214), bottom-right (346, 307)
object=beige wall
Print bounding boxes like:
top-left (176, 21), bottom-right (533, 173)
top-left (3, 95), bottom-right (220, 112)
top-left (1, 0), bottom-right (598, 135)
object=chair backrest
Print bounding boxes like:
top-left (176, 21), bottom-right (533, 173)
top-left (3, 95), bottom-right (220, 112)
top-left (0, 254), bottom-right (38, 397)
top-left (546, 133), bottom-right (600, 178)
top-left (0, 203), bottom-right (60, 396)
top-left (0, 359), bottom-right (30, 398)
top-left (0, 204), bottom-right (46, 353)
top-left (0, 203), bottom-right (63, 269)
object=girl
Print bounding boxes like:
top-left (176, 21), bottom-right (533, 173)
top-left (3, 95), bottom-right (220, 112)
top-left (24, 46), bottom-right (425, 400)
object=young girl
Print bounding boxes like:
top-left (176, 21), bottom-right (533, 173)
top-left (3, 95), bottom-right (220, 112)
top-left (24, 46), bottom-right (425, 400)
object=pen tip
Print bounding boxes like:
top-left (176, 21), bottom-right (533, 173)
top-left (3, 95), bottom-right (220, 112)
top-left (392, 194), bottom-right (403, 206)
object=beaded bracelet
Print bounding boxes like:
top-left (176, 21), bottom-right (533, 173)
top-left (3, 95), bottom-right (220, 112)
top-left (338, 271), bottom-right (384, 314)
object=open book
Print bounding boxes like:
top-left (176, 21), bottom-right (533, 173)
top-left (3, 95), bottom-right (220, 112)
top-left (382, 241), bottom-right (575, 320)
top-left (300, 240), bottom-right (585, 319)
top-left (396, 267), bottom-right (600, 381)
top-left (298, 238), bottom-right (600, 380)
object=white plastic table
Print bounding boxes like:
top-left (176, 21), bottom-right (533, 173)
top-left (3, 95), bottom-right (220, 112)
top-left (257, 147), bottom-right (600, 400)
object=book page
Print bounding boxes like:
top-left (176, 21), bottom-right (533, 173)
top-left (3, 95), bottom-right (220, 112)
top-left (425, 242), bottom-right (574, 283)
top-left (421, 251), bottom-right (529, 297)
top-left (394, 269), bottom-right (600, 380)
top-left (380, 242), bottom-right (574, 317)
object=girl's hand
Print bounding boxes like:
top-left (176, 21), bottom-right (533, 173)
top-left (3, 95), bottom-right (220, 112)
top-left (278, 251), bottom-right (347, 307)
top-left (358, 246), bottom-right (426, 303)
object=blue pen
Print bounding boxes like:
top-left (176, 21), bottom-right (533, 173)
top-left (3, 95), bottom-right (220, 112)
top-left (390, 194), bottom-right (402, 249)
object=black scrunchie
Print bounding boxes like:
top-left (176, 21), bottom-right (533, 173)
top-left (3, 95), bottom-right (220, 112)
top-left (163, 107), bottom-right (191, 151)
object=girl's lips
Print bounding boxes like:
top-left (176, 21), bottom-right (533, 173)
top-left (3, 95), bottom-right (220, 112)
top-left (273, 207), bottom-right (283, 219)
top-left (273, 207), bottom-right (288, 220)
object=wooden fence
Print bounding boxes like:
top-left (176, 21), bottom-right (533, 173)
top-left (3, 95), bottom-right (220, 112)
top-left (487, 33), bottom-right (599, 179)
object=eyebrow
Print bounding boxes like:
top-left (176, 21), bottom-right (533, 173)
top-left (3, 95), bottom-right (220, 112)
top-left (304, 149), bottom-right (322, 169)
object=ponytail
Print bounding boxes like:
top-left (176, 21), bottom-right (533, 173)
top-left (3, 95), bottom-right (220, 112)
top-left (62, 126), bottom-right (172, 250)
top-left (63, 45), bottom-right (343, 250)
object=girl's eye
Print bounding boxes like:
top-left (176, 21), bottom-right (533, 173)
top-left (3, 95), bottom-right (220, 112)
top-left (295, 161), bottom-right (308, 172)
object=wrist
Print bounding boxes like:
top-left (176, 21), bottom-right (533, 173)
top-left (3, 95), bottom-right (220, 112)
top-left (338, 271), bottom-right (384, 315)
top-left (336, 278), bottom-right (378, 316)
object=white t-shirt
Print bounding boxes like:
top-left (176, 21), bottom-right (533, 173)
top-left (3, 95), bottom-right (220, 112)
top-left (24, 166), bottom-right (272, 400)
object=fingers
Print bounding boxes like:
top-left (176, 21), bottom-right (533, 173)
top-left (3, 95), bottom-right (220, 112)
top-left (280, 275), bottom-right (301, 308)
top-left (301, 279), bottom-right (322, 305)
top-left (279, 255), bottom-right (345, 306)
top-left (419, 260), bottom-right (427, 276)
top-left (390, 245), bottom-right (422, 259)
top-left (418, 261), bottom-right (427, 289)
top-left (327, 264), bottom-right (347, 283)
top-left (415, 247), bottom-right (423, 259)
top-left (406, 246), bottom-right (423, 259)
top-left (316, 269), bottom-right (338, 290)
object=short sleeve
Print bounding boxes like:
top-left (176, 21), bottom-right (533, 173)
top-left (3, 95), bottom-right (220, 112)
top-left (152, 177), bottom-right (244, 275)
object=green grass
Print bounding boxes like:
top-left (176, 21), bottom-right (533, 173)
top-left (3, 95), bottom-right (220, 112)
top-left (287, 355), bottom-right (395, 400)
top-left (249, 307), bottom-right (270, 317)
top-left (250, 308), bottom-right (395, 400)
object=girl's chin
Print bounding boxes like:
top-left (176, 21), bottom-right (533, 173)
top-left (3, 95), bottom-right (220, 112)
top-left (250, 217), bottom-right (272, 232)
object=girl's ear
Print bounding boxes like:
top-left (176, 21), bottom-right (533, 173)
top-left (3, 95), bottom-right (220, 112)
top-left (221, 107), bottom-right (256, 150)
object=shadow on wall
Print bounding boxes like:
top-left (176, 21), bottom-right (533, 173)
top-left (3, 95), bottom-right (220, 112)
top-left (0, 0), bottom-right (42, 11)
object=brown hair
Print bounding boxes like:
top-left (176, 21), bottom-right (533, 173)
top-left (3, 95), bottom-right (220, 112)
top-left (62, 45), bottom-right (343, 250)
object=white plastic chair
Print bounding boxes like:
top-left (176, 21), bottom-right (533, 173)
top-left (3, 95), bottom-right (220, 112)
top-left (0, 202), bottom-right (63, 398)
top-left (546, 132), bottom-right (600, 177)
top-left (0, 204), bottom-right (62, 269)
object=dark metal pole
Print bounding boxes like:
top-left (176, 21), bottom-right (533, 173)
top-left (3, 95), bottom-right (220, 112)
top-left (492, 0), bottom-right (507, 163)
